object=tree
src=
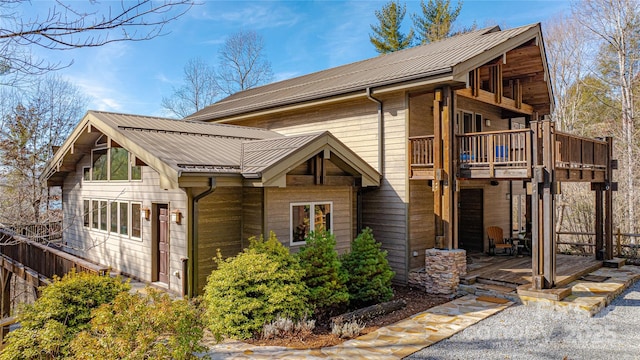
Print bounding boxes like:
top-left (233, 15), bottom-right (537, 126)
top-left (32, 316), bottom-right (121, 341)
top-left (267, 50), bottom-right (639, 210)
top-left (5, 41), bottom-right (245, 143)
top-left (216, 30), bottom-right (273, 96)
top-left (412, 0), bottom-right (463, 44)
top-left (161, 57), bottom-right (218, 118)
top-left (369, 1), bottom-right (414, 54)
top-left (572, 0), bottom-right (640, 232)
top-left (0, 0), bottom-right (194, 85)
top-left (0, 75), bottom-right (87, 226)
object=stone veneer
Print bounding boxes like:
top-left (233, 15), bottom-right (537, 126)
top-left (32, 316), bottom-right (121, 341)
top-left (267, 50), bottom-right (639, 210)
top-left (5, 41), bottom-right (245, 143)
top-left (409, 248), bottom-right (467, 295)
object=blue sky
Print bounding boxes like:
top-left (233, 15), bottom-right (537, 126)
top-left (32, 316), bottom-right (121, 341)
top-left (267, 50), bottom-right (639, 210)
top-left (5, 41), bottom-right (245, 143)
top-left (25, 0), bottom-right (571, 117)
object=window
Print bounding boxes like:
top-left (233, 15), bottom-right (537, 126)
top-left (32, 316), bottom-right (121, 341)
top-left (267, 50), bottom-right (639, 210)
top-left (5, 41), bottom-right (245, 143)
top-left (99, 200), bottom-right (107, 231)
top-left (131, 203), bottom-right (141, 238)
top-left (120, 202), bottom-right (129, 236)
top-left (110, 201), bottom-right (118, 233)
top-left (110, 147), bottom-right (129, 180)
top-left (88, 143), bottom-right (141, 182)
top-left (83, 200), bottom-right (90, 227)
top-left (91, 149), bottom-right (108, 181)
top-left (91, 200), bottom-right (99, 229)
top-left (461, 111), bottom-right (482, 133)
top-left (86, 199), bottom-right (141, 239)
top-left (290, 202), bottom-right (332, 245)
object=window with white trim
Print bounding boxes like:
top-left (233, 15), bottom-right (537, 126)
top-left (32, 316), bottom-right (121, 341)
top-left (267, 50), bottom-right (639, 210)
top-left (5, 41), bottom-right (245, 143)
top-left (290, 202), bottom-right (332, 245)
top-left (84, 199), bottom-right (142, 239)
top-left (87, 141), bottom-right (141, 182)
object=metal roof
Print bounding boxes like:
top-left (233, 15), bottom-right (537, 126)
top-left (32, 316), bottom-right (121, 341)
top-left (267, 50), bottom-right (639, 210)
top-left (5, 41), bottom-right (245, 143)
top-left (186, 24), bottom-right (539, 122)
top-left (91, 111), bottom-right (282, 174)
top-left (43, 111), bottom-right (380, 187)
top-left (242, 132), bottom-right (327, 175)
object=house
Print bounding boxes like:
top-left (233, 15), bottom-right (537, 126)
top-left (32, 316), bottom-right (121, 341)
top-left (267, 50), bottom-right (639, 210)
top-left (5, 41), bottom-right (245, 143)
top-left (42, 23), bottom-right (614, 296)
top-left (42, 112), bottom-right (379, 296)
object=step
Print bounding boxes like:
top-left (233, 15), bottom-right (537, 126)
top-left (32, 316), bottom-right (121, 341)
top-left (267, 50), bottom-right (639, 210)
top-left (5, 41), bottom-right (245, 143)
top-left (603, 258), bottom-right (626, 268)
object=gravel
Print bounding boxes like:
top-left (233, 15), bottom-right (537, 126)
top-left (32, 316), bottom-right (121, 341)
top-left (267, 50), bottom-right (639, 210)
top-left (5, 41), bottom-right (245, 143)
top-left (407, 280), bottom-right (640, 360)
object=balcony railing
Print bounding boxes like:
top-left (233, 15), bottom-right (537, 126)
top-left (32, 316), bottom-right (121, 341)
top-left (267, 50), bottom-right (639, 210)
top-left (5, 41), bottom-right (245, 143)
top-left (409, 135), bottom-right (435, 179)
top-left (457, 129), bottom-right (532, 178)
top-left (409, 128), bottom-right (609, 181)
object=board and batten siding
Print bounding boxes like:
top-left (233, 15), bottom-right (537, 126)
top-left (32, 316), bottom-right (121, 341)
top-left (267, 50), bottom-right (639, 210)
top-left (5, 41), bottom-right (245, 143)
top-left (62, 154), bottom-right (188, 294)
top-left (229, 94), bottom-right (409, 282)
top-left (265, 186), bottom-right (353, 255)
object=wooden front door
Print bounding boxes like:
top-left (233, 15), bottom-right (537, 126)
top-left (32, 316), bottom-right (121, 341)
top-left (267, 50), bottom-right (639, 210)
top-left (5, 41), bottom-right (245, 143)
top-left (157, 205), bottom-right (169, 284)
top-left (458, 188), bottom-right (484, 252)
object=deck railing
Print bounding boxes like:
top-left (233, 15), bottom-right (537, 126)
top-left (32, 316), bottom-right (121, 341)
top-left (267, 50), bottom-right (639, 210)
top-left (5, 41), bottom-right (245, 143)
top-left (0, 228), bottom-right (109, 280)
top-left (3, 221), bottom-right (63, 243)
top-left (457, 129), bottom-right (531, 174)
top-left (409, 135), bottom-right (435, 167)
top-left (555, 132), bottom-right (608, 170)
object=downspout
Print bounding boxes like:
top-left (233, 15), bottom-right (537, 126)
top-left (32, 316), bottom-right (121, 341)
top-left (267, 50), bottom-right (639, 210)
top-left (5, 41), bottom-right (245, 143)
top-left (366, 87), bottom-right (384, 176)
top-left (188, 177), bottom-right (216, 298)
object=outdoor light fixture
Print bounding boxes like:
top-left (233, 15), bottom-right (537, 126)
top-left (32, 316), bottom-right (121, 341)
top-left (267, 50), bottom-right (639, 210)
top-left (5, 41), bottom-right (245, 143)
top-left (171, 209), bottom-right (182, 225)
top-left (140, 207), bottom-right (150, 220)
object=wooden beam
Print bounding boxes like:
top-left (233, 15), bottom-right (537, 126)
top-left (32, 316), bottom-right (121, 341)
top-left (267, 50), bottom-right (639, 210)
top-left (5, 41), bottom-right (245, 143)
top-left (594, 183), bottom-right (604, 261)
top-left (456, 88), bottom-right (534, 115)
top-left (605, 137), bottom-right (614, 260)
top-left (433, 89), bottom-right (443, 242)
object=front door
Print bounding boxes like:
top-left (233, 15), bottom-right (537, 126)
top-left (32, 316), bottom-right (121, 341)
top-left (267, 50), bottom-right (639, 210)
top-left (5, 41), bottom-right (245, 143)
top-left (156, 205), bottom-right (169, 284)
top-left (458, 188), bottom-right (484, 252)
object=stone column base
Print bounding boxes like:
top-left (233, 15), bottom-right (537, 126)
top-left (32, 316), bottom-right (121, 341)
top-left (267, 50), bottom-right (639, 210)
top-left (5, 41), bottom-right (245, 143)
top-left (408, 248), bottom-right (466, 295)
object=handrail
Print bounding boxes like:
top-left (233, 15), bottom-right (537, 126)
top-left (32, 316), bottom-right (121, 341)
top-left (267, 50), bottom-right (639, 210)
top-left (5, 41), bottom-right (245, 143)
top-left (0, 228), bottom-right (109, 278)
top-left (555, 132), bottom-right (608, 170)
top-left (457, 129), bottom-right (531, 170)
top-left (409, 135), bottom-right (435, 167)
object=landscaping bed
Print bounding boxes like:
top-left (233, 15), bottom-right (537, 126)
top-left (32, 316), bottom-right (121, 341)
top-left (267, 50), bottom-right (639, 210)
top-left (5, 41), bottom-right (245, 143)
top-left (246, 285), bottom-right (451, 349)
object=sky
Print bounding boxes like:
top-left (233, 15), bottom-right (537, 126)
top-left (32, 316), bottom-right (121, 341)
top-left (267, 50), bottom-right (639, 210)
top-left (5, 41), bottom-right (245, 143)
top-left (21, 0), bottom-right (572, 118)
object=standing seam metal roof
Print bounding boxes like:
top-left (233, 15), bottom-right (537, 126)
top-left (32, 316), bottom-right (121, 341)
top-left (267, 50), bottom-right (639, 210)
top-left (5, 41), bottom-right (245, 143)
top-left (186, 24), bottom-right (539, 121)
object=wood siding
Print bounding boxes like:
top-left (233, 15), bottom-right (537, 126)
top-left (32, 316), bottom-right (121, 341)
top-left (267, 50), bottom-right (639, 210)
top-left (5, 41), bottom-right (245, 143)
top-left (228, 94), bottom-right (409, 282)
top-left (62, 155), bottom-right (188, 294)
top-left (242, 187), bottom-right (264, 241)
top-left (196, 187), bottom-right (243, 293)
top-left (265, 186), bottom-right (353, 255)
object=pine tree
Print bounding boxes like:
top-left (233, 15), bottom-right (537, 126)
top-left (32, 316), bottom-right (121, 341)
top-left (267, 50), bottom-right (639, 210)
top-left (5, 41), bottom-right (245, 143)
top-left (412, 0), bottom-right (463, 44)
top-left (369, 1), bottom-right (414, 54)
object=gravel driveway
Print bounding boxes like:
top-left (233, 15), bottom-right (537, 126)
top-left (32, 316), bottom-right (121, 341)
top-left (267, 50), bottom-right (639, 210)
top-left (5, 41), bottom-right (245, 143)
top-left (407, 280), bottom-right (640, 360)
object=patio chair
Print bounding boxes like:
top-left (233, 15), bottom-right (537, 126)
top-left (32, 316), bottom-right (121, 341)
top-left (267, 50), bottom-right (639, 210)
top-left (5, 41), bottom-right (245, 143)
top-left (487, 226), bottom-right (513, 255)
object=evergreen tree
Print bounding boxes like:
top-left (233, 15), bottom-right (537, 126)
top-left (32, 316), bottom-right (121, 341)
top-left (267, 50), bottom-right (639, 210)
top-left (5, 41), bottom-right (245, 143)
top-left (369, 1), bottom-right (414, 54)
top-left (412, 0), bottom-right (463, 44)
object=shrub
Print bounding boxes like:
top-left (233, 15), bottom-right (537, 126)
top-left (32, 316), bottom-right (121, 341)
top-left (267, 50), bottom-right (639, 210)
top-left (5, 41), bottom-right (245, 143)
top-left (70, 288), bottom-right (205, 360)
top-left (331, 320), bottom-right (365, 339)
top-left (341, 228), bottom-right (395, 307)
top-left (1, 270), bottom-right (129, 360)
top-left (296, 230), bottom-right (349, 316)
top-left (261, 317), bottom-right (315, 340)
top-left (203, 232), bottom-right (311, 341)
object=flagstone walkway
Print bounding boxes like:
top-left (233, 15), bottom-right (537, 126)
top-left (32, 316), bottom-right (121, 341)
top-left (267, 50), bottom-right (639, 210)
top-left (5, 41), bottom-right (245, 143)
top-left (204, 294), bottom-right (513, 359)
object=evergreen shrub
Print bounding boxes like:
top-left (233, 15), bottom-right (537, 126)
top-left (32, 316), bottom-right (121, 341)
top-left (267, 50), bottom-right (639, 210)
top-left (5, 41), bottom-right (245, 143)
top-left (297, 230), bottom-right (349, 316)
top-left (0, 270), bottom-right (129, 360)
top-left (70, 288), bottom-right (205, 360)
top-left (341, 228), bottom-right (395, 307)
top-left (203, 232), bottom-right (310, 341)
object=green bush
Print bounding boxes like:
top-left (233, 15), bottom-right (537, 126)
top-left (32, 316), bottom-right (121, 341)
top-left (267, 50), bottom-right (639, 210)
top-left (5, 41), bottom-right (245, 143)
top-left (1, 270), bottom-right (129, 360)
top-left (70, 288), bottom-right (205, 360)
top-left (203, 232), bottom-right (311, 341)
top-left (297, 230), bottom-right (349, 315)
top-left (341, 228), bottom-right (395, 307)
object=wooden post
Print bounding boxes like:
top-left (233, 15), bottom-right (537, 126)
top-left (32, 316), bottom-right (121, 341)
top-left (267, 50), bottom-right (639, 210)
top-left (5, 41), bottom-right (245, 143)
top-left (594, 183), bottom-right (604, 260)
top-left (531, 120), bottom-right (542, 289)
top-left (541, 120), bottom-right (556, 288)
top-left (617, 228), bottom-right (622, 257)
top-left (604, 137), bottom-right (614, 260)
top-left (441, 87), bottom-right (455, 249)
top-left (433, 89), bottom-right (443, 246)
top-left (1, 265), bottom-right (12, 318)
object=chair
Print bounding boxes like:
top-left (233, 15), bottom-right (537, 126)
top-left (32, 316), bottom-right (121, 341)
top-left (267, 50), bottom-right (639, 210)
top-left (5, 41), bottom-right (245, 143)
top-left (487, 226), bottom-right (513, 255)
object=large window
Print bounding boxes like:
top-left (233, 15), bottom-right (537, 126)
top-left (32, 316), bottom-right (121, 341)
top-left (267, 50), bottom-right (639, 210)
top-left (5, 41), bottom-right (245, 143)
top-left (290, 202), bottom-right (332, 245)
top-left (88, 144), bottom-right (141, 181)
top-left (84, 199), bottom-right (142, 240)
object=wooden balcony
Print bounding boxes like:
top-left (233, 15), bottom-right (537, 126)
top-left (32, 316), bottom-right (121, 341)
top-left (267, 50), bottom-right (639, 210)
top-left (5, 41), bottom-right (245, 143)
top-left (409, 135), bottom-right (435, 179)
top-left (555, 132), bottom-right (608, 182)
top-left (457, 129), bottom-right (532, 179)
top-left (409, 128), bottom-right (609, 182)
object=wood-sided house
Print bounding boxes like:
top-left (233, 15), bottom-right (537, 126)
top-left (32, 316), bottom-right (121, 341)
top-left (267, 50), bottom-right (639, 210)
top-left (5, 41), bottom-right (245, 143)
top-left (186, 23), bottom-right (614, 290)
top-left (42, 22), bottom-right (614, 296)
top-left (42, 112), bottom-right (379, 296)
